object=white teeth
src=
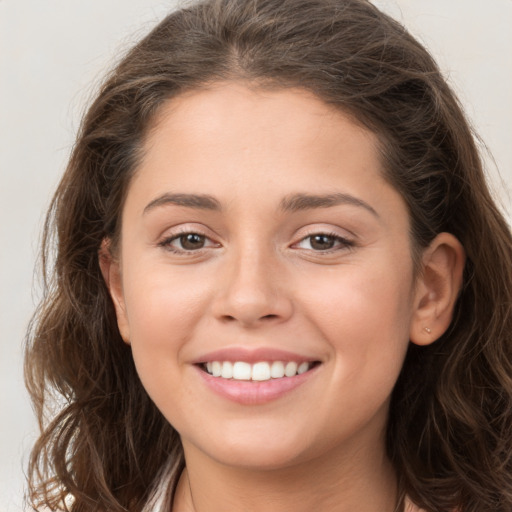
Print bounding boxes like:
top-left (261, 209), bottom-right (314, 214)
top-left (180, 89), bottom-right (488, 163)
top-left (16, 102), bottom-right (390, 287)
top-left (212, 361), bottom-right (222, 377)
top-left (204, 360), bottom-right (313, 381)
top-left (252, 362), bottom-right (271, 381)
top-left (284, 361), bottom-right (298, 377)
top-left (270, 361), bottom-right (285, 378)
top-left (221, 361), bottom-right (233, 379)
top-left (297, 362), bottom-right (309, 375)
top-left (232, 361), bottom-right (252, 380)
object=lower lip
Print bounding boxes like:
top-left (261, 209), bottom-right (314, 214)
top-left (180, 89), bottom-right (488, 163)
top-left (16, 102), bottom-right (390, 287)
top-left (196, 365), bottom-right (319, 405)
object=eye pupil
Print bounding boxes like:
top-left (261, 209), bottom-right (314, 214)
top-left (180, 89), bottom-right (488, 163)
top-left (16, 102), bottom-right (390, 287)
top-left (310, 235), bottom-right (335, 250)
top-left (180, 233), bottom-right (205, 250)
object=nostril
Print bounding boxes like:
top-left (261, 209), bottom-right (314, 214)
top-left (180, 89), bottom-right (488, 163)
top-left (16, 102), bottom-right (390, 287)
top-left (213, 288), bottom-right (293, 325)
top-left (220, 313), bottom-right (279, 324)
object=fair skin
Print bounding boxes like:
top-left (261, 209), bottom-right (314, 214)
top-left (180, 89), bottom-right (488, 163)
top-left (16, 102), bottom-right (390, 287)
top-left (101, 83), bottom-right (464, 512)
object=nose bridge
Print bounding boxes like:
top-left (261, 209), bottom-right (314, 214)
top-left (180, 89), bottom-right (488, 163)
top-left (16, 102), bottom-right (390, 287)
top-left (214, 237), bottom-right (292, 326)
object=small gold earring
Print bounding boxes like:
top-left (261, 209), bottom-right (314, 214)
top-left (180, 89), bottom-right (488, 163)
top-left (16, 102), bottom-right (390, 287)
top-left (424, 327), bottom-right (432, 334)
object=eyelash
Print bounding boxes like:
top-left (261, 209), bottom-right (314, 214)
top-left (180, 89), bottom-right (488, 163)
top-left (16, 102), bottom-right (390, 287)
top-left (157, 230), bottom-right (354, 255)
top-left (158, 231), bottom-right (217, 254)
top-left (293, 232), bottom-right (355, 253)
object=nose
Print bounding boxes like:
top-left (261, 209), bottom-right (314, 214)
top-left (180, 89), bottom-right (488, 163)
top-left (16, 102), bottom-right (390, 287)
top-left (212, 246), bottom-right (293, 327)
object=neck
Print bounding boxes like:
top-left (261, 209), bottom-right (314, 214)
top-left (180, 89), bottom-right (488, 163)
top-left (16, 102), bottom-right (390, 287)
top-left (173, 437), bottom-right (398, 512)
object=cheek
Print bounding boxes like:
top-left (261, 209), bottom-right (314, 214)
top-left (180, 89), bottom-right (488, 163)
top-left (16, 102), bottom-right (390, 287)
top-left (292, 267), bottom-right (413, 444)
top-left (123, 259), bottom-right (209, 329)
top-left (301, 260), bottom-right (414, 382)
top-left (120, 264), bottom-right (210, 383)
top-left (121, 277), bottom-right (207, 428)
top-left (304, 258), bottom-right (413, 334)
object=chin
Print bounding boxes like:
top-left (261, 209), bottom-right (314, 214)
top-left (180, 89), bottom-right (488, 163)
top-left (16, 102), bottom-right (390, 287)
top-left (182, 421), bottom-right (319, 472)
top-left (210, 443), bottom-right (313, 471)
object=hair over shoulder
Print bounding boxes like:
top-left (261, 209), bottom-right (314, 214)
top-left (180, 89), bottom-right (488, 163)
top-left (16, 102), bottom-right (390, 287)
top-left (25, 1), bottom-right (512, 511)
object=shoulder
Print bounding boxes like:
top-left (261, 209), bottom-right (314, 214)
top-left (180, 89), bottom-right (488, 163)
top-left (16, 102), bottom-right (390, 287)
top-left (404, 496), bottom-right (461, 512)
top-left (404, 496), bottom-right (427, 512)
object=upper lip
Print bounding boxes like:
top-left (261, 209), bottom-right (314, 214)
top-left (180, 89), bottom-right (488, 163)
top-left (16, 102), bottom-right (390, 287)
top-left (192, 347), bottom-right (320, 365)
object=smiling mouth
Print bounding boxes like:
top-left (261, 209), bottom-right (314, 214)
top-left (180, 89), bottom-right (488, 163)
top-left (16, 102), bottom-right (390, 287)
top-left (200, 361), bottom-right (320, 382)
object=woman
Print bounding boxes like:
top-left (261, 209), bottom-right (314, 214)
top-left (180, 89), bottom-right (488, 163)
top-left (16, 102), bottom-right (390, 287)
top-left (25, 0), bottom-right (512, 510)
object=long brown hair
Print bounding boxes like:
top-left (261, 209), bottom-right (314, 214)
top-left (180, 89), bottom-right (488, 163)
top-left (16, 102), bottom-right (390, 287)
top-left (25, 0), bottom-right (512, 510)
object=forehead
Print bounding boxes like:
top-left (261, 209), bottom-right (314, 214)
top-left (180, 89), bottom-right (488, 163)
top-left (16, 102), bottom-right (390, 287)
top-left (149, 83), bottom-right (374, 147)
top-left (135, 83), bottom-right (385, 194)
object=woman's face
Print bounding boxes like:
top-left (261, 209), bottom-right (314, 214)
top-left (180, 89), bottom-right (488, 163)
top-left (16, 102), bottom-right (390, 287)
top-left (108, 83), bottom-right (422, 470)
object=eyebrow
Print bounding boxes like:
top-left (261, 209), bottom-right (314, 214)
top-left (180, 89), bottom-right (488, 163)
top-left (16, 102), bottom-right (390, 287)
top-left (143, 191), bottom-right (378, 217)
top-left (143, 193), bottom-right (221, 214)
top-left (279, 192), bottom-right (379, 217)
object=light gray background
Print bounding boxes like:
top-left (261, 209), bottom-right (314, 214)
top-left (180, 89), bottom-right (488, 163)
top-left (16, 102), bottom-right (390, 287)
top-left (1, 1), bottom-right (511, 510)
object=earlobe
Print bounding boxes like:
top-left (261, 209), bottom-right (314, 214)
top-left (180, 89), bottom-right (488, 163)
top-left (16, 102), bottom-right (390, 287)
top-left (98, 239), bottom-right (131, 344)
top-left (409, 233), bottom-right (465, 346)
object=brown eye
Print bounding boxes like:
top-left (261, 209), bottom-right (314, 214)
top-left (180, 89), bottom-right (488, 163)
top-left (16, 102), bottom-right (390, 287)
top-left (159, 230), bottom-right (220, 254)
top-left (309, 234), bottom-right (336, 250)
top-left (294, 233), bottom-right (354, 253)
top-left (178, 233), bottom-right (206, 250)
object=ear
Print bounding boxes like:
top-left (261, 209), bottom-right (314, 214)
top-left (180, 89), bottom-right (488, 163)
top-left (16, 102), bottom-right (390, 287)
top-left (98, 239), bottom-right (131, 344)
top-left (409, 232), bottom-right (465, 346)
